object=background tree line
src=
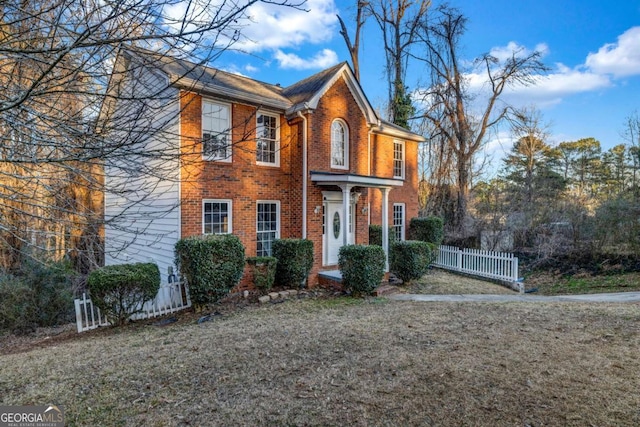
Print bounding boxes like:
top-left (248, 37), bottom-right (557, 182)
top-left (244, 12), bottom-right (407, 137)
top-left (468, 109), bottom-right (640, 257)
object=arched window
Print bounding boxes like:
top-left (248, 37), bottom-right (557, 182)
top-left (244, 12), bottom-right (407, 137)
top-left (331, 119), bottom-right (348, 169)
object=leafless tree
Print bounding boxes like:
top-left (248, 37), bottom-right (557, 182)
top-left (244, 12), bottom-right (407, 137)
top-left (0, 0), bottom-right (302, 272)
top-left (414, 5), bottom-right (548, 231)
top-left (622, 111), bottom-right (640, 199)
top-left (337, 1), bottom-right (369, 81)
top-left (366, 0), bottom-right (429, 126)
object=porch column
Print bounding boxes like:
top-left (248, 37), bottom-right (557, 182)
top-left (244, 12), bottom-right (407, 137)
top-left (340, 184), bottom-right (353, 247)
top-left (381, 187), bottom-right (391, 271)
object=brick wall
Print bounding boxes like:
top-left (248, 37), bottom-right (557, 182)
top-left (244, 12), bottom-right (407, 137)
top-left (177, 74), bottom-right (420, 290)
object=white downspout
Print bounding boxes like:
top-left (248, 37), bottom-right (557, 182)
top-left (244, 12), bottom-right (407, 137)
top-left (297, 111), bottom-right (308, 238)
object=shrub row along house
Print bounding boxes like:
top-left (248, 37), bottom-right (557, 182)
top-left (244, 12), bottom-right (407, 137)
top-left (101, 48), bottom-right (424, 295)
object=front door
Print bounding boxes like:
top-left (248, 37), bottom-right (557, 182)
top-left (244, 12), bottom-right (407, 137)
top-left (323, 192), bottom-right (355, 266)
top-left (325, 201), bottom-right (344, 265)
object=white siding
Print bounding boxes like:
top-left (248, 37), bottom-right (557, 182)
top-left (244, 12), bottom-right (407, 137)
top-left (104, 62), bottom-right (181, 285)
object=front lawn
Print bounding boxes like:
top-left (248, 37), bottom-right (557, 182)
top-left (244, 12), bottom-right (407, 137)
top-left (1, 297), bottom-right (639, 426)
top-left (526, 271), bottom-right (640, 295)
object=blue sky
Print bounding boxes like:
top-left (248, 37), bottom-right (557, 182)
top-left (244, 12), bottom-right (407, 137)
top-left (213, 0), bottom-right (640, 166)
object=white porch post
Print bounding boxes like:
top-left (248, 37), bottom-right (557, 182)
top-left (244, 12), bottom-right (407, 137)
top-left (340, 185), bottom-right (353, 247)
top-left (381, 187), bottom-right (390, 271)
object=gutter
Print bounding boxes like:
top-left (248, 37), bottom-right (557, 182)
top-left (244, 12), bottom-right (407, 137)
top-left (297, 110), bottom-right (309, 238)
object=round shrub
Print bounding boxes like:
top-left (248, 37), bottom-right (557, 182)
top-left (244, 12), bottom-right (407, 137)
top-left (272, 239), bottom-right (313, 288)
top-left (368, 225), bottom-right (397, 246)
top-left (175, 234), bottom-right (245, 308)
top-left (87, 263), bottom-right (160, 325)
top-left (339, 244), bottom-right (386, 295)
top-left (390, 240), bottom-right (434, 283)
top-left (246, 256), bottom-right (278, 290)
top-left (408, 216), bottom-right (444, 245)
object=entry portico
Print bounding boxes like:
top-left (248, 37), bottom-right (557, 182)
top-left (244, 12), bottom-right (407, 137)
top-left (311, 171), bottom-right (404, 270)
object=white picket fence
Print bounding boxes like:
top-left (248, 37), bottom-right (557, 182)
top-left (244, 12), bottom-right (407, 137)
top-left (74, 281), bottom-right (192, 333)
top-left (434, 245), bottom-right (522, 291)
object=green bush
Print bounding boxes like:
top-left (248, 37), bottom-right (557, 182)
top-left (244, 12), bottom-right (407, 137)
top-left (0, 260), bottom-right (75, 334)
top-left (175, 234), bottom-right (245, 308)
top-left (390, 240), bottom-right (435, 283)
top-left (0, 275), bottom-right (33, 334)
top-left (408, 216), bottom-right (444, 245)
top-left (246, 256), bottom-right (278, 290)
top-left (20, 259), bottom-right (76, 327)
top-left (368, 225), bottom-right (397, 246)
top-left (339, 245), bottom-right (386, 295)
top-left (272, 239), bottom-right (313, 288)
top-left (87, 263), bottom-right (160, 325)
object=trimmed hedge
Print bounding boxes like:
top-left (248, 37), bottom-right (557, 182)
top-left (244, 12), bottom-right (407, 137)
top-left (246, 256), bottom-right (278, 290)
top-left (175, 234), bottom-right (245, 308)
top-left (338, 244), bottom-right (386, 295)
top-left (408, 216), bottom-right (444, 245)
top-left (390, 240), bottom-right (435, 283)
top-left (368, 225), bottom-right (397, 246)
top-left (87, 263), bottom-right (160, 326)
top-left (272, 239), bottom-right (313, 288)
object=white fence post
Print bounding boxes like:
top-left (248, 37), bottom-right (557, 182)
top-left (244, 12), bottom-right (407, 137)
top-left (74, 281), bottom-right (192, 333)
top-left (434, 245), bottom-right (520, 287)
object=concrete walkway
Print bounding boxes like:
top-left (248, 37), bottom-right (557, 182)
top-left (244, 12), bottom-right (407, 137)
top-left (388, 291), bottom-right (640, 303)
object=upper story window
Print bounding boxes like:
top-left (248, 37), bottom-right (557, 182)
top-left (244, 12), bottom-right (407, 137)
top-left (331, 119), bottom-right (349, 169)
top-left (393, 140), bottom-right (405, 179)
top-left (202, 100), bottom-right (231, 162)
top-left (256, 112), bottom-right (280, 166)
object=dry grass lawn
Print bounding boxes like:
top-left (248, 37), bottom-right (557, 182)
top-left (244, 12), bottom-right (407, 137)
top-left (406, 268), bottom-right (516, 295)
top-left (1, 295), bottom-right (639, 426)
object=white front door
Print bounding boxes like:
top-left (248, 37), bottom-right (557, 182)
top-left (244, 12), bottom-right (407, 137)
top-left (325, 201), bottom-right (344, 265)
top-left (323, 193), bottom-right (355, 266)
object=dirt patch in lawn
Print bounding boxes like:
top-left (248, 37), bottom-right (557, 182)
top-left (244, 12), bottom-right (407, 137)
top-left (404, 269), bottom-right (515, 295)
top-left (2, 297), bottom-right (639, 426)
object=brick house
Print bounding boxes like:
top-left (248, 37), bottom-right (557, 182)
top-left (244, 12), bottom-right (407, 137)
top-left (103, 49), bottom-right (425, 290)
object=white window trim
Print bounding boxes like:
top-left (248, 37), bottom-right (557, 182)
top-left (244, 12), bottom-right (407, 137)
top-left (256, 111), bottom-right (281, 167)
top-left (202, 199), bottom-right (233, 234)
top-left (331, 119), bottom-right (349, 170)
top-left (256, 200), bottom-right (281, 256)
top-left (393, 203), bottom-right (405, 241)
top-left (393, 139), bottom-right (405, 179)
top-left (202, 99), bottom-right (232, 163)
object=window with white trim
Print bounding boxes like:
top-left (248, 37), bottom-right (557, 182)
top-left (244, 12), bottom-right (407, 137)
top-left (203, 200), bottom-right (232, 234)
top-left (257, 201), bottom-right (280, 256)
top-left (331, 119), bottom-right (349, 169)
top-left (202, 100), bottom-right (231, 161)
top-left (393, 203), bottom-right (405, 241)
top-left (393, 140), bottom-right (405, 179)
top-left (256, 112), bottom-right (280, 166)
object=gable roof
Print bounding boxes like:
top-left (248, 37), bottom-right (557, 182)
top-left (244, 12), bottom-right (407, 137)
top-left (115, 47), bottom-right (424, 141)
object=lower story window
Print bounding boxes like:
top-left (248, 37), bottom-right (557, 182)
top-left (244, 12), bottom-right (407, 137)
top-left (393, 203), bottom-right (405, 241)
top-left (257, 201), bottom-right (280, 256)
top-left (203, 200), bottom-right (231, 234)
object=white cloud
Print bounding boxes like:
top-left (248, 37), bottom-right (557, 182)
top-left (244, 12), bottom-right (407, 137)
top-left (498, 65), bottom-right (612, 106)
top-left (489, 41), bottom-right (549, 62)
top-left (585, 26), bottom-right (640, 77)
top-left (236, 0), bottom-right (338, 52)
top-left (274, 48), bottom-right (338, 70)
top-left (244, 64), bottom-right (259, 73)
